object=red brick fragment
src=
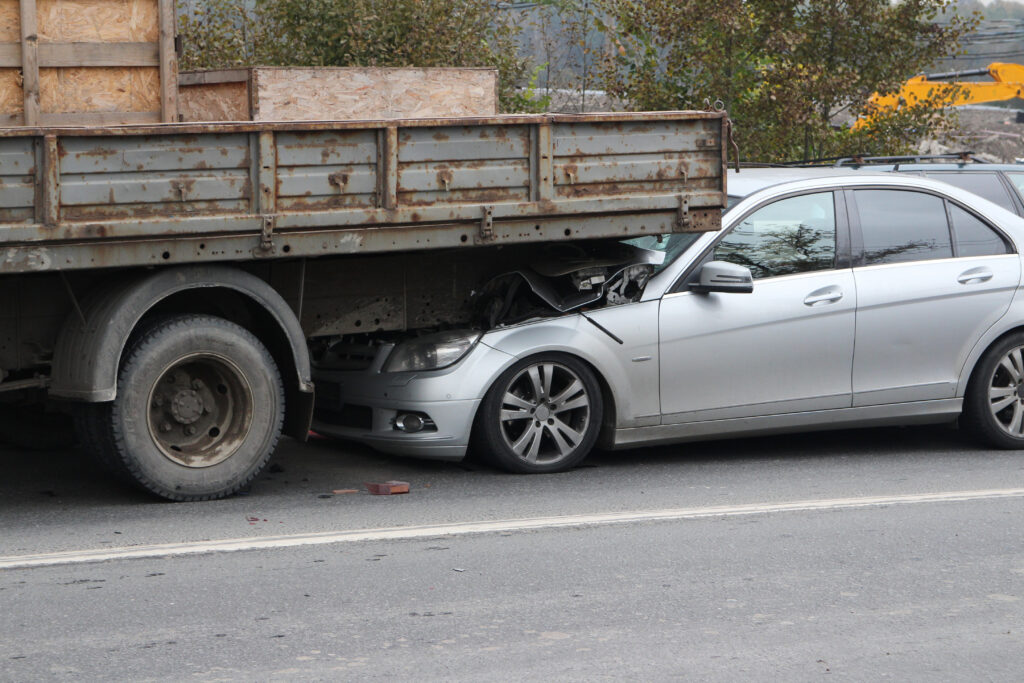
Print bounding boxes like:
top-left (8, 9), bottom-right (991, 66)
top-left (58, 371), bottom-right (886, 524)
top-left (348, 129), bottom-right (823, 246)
top-left (364, 481), bottom-right (410, 495)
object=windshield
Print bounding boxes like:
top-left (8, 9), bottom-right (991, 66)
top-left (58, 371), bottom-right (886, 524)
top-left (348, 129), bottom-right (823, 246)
top-left (621, 232), bottom-right (703, 274)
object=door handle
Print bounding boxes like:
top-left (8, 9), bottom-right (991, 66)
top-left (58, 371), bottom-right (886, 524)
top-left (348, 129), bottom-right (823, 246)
top-left (804, 286), bottom-right (843, 306)
top-left (957, 267), bottom-right (993, 285)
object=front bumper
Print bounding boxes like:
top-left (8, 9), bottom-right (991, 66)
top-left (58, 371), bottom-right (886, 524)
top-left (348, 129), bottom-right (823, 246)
top-left (312, 341), bottom-right (514, 460)
top-left (312, 396), bottom-right (480, 460)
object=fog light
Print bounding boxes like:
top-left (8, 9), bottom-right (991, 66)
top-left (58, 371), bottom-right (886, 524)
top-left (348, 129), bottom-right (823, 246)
top-left (395, 412), bottom-right (425, 433)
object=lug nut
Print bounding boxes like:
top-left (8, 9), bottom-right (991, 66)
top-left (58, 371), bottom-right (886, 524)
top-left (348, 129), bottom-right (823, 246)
top-left (192, 379), bottom-right (204, 390)
top-left (184, 425), bottom-right (196, 436)
top-left (159, 422), bottom-right (172, 433)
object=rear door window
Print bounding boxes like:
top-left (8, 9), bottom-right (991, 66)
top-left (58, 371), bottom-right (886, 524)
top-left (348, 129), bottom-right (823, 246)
top-left (854, 190), bottom-right (952, 265)
top-left (1004, 172), bottom-right (1024, 204)
top-left (948, 203), bottom-right (1010, 257)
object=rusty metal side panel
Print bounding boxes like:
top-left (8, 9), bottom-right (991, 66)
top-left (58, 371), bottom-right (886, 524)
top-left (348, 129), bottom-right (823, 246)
top-left (396, 124), bottom-right (532, 207)
top-left (0, 137), bottom-right (35, 222)
top-left (58, 132), bottom-right (252, 221)
top-left (275, 129), bottom-right (379, 211)
top-left (551, 118), bottom-right (723, 202)
top-left (0, 112), bottom-right (728, 274)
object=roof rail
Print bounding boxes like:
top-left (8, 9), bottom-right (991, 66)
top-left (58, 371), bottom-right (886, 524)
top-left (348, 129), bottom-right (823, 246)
top-left (752, 151), bottom-right (983, 169)
top-left (831, 151), bottom-right (983, 167)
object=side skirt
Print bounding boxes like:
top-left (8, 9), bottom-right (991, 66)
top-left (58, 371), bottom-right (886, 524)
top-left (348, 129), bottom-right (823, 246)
top-left (611, 399), bottom-right (963, 449)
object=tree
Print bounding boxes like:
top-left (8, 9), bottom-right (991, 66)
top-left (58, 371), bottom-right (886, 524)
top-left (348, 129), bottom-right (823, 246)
top-left (178, 0), bottom-right (541, 112)
top-left (594, 0), bottom-right (979, 161)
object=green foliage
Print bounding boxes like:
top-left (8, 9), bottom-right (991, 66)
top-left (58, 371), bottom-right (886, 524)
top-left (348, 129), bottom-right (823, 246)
top-left (595, 0), bottom-right (980, 162)
top-left (178, 0), bottom-right (539, 113)
top-left (510, 64), bottom-right (554, 114)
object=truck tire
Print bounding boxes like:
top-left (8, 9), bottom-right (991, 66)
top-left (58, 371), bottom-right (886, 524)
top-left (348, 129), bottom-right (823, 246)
top-left (82, 314), bottom-right (284, 501)
top-left (473, 354), bottom-right (602, 474)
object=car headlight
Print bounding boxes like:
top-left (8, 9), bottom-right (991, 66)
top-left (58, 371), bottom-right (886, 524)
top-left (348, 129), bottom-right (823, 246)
top-left (384, 330), bottom-right (482, 373)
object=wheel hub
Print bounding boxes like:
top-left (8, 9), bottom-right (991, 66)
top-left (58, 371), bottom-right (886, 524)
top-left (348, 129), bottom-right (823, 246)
top-left (147, 354), bottom-right (253, 468)
top-left (171, 389), bottom-right (204, 424)
top-left (534, 404), bottom-right (552, 421)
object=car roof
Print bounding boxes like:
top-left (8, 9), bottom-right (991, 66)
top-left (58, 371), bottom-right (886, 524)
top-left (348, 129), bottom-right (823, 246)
top-left (727, 167), bottom-right (861, 199)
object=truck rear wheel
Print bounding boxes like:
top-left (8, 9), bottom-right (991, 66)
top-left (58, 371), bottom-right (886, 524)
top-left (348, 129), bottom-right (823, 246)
top-left (80, 314), bottom-right (284, 501)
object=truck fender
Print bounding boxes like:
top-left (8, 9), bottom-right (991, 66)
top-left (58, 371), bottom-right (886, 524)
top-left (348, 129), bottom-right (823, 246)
top-left (50, 265), bottom-right (314, 438)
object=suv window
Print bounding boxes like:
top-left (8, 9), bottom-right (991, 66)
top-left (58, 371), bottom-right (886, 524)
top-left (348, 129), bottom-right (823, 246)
top-left (949, 203), bottom-right (1010, 257)
top-left (923, 172), bottom-right (1016, 213)
top-left (1004, 172), bottom-right (1024, 203)
top-left (855, 190), bottom-right (952, 265)
top-left (714, 192), bottom-right (836, 279)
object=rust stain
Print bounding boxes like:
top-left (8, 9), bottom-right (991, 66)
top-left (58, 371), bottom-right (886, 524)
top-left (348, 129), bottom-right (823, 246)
top-left (436, 169), bottom-right (453, 191)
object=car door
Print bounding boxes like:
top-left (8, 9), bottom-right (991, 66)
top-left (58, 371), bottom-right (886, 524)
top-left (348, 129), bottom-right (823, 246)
top-left (658, 190), bottom-right (857, 423)
top-left (849, 188), bottom-right (1021, 406)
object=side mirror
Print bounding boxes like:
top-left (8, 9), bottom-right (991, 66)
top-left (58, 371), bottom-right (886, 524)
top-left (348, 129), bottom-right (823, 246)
top-left (690, 261), bottom-right (754, 294)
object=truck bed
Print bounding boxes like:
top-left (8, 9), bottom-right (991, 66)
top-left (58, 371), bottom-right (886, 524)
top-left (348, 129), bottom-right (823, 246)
top-left (0, 112), bottom-right (727, 274)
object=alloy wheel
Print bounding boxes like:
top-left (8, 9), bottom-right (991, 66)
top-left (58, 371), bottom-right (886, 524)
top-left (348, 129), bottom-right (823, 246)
top-left (498, 361), bottom-right (591, 465)
top-left (988, 345), bottom-right (1024, 436)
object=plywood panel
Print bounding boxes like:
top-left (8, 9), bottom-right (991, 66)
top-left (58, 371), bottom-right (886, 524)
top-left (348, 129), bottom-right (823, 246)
top-left (0, 67), bottom-right (22, 115)
top-left (37, 0), bottom-right (158, 42)
top-left (178, 80), bottom-right (248, 121)
top-left (0, 0), bottom-right (19, 42)
top-left (252, 67), bottom-right (498, 121)
top-left (39, 65), bottom-right (156, 112)
top-left (0, 0), bottom-right (170, 124)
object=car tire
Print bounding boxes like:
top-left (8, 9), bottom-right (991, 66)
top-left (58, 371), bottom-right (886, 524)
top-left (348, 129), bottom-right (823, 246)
top-left (79, 314), bottom-right (285, 501)
top-left (473, 354), bottom-right (602, 473)
top-left (964, 332), bottom-right (1024, 449)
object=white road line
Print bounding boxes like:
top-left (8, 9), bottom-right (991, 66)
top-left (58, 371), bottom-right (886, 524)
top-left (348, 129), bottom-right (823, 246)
top-left (4, 488), bottom-right (1024, 571)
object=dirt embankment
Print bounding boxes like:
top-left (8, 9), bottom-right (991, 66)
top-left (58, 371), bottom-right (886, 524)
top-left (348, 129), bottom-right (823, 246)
top-left (936, 107), bottom-right (1024, 162)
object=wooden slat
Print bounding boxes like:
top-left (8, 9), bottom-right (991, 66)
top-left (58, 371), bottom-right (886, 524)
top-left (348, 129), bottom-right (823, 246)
top-left (19, 0), bottom-right (39, 127)
top-left (38, 111), bottom-right (162, 126)
top-left (0, 42), bottom-right (159, 67)
top-left (0, 43), bottom-right (18, 65)
top-left (42, 42), bottom-right (157, 67)
top-left (178, 69), bottom-right (250, 87)
top-left (158, 0), bottom-right (178, 122)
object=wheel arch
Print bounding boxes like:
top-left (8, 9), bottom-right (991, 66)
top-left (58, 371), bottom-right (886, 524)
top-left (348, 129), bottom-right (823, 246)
top-left (50, 265), bottom-right (314, 439)
top-left (961, 323), bottom-right (1024, 397)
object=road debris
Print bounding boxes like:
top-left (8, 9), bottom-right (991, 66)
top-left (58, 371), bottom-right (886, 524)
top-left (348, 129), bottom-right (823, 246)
top-left (332, 489), bottom-right (359, 495)
top-left (364, 481), bottom-right (410, 495)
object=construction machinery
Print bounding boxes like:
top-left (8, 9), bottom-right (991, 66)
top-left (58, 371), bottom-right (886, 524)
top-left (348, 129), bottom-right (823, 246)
top-left (856, 62), bottom-right (1024, 129)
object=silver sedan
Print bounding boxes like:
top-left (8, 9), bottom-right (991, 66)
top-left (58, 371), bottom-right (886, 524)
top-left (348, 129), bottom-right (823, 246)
top-left (313, 174), bottom-right (1024, 473)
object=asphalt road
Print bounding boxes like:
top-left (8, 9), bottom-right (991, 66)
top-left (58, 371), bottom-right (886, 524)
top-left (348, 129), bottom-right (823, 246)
top-left (3, 426), bottom-right (1024, 680)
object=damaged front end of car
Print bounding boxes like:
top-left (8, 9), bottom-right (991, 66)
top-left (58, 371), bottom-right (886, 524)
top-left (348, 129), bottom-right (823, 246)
top-left (471, 240), bottom-right (664, 329)
top-left (310, 239), bottom-right (665, 373)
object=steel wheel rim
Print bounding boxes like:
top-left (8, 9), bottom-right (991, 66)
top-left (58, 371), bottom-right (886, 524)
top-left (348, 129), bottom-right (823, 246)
top-left (988, 345), bottom-right (1024, 437)
top-left (146, 353), bottom-right (254, 468)
top-left (498, 361), bottom-right (590, 465)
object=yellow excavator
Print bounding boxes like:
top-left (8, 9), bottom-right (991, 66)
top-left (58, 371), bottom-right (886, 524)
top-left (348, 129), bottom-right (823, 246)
top-left (855, 61), bottom-right (1024, 129)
